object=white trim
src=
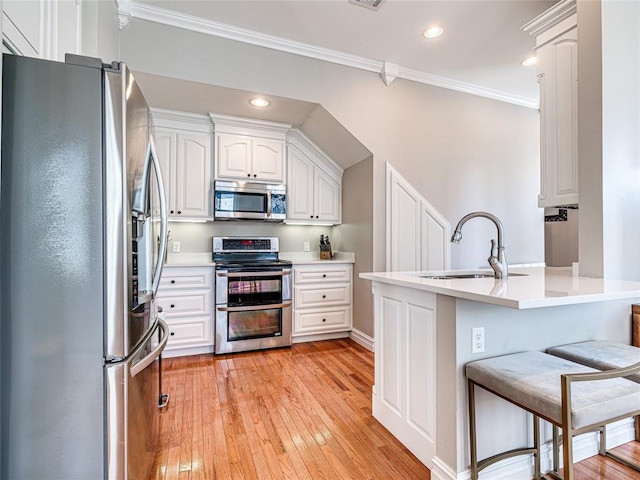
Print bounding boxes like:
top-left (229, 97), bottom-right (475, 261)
top-left (291, 331), bottom-right (349, 344)
top-left (150, 107), bottom-right (214, 132)
top-left (287, 128), bottom-right (344, 181)
top-left (118, 0), bottom-right (539, 109)
top-left (433, 419), bottom-right (634, 480)
top-left (209, 112), bottom-right (291, 135)
top-left (162, 344), bottom-right (214, 358)
top-left (522, 0), bottom-right (577, 38)
top-left (349, 328), bottom-right (374, 351)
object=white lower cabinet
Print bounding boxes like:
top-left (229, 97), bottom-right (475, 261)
top-left (156, 266), bottom-right (214, 357)
top-left (292, 263), bottom-right (352, 338)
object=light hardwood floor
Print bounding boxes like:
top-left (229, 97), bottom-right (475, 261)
top-left (150, 339), bottom-right (640, 480)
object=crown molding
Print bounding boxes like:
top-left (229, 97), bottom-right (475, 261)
top-left (120, 1), bottom-right (539, 110)
top-left (522, 0), bottom-right (577, 37)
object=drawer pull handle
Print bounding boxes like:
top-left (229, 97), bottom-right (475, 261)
top-left (170, 331), bottom-right (175, 336)
top-left (170, 304), bottom-right (175, 308)
top-left (170, 280), bottom-right (176, 284)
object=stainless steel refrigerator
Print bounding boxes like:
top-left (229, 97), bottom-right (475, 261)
top-left (0, 54), bottom-right (170, 479)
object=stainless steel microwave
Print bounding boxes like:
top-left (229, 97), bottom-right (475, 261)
top-left (214, 180), bottom-right (286, 221)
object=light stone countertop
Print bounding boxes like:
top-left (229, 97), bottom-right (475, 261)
top-left (360, 266), bottom-right (640, 309)
top-left (163, 251), bottom-right (355, 267)
top-left (280, 251), bottom-right (355, 265)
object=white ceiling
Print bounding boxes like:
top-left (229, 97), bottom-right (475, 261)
top-left (130, 0), bottom-right (557, 107)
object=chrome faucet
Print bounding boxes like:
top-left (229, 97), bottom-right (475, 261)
top-left (451, 211), bottom-right (508, 279)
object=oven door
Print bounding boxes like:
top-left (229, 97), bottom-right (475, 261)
top-left (215, 268), bottom-right (292, 354)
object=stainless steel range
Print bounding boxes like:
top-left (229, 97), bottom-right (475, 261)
top-left (213, 236), bottom-right (292, 354)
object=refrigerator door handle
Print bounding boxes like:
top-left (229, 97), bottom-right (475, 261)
top-left (148, 135), bottom-right (168, 297)
top-left (130, 317), bottom-right (169, 378)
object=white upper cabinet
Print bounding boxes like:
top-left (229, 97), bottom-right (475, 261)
top-left (210, 114), bottom-right (290, 183)
top-left (286, 130), bottom-right (343, 225)
top-left (3, 0), bottom-right (81, 60)
top-left (152, 109), bottom-right (213, 221)
top-left (524, 0), bottom-right (578, 208)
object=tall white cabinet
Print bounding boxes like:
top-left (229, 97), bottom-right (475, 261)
top-left (210, 113), bottom-right (290, 183)
top-left (151, 109), bottom-right (213, 221)
top-left (524, 0), bottom-right (578, 208)
top-left (287, 130), bottom-right (342, 224)
top-left (3, 0), bottom-right (81, 60)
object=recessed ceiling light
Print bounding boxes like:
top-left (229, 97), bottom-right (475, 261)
top-left (250, 97), bottom-right (269, 107)
top-left (423, 25), bottom-right (444, 39)
top-left (521, 56), bottom-right (537, 67)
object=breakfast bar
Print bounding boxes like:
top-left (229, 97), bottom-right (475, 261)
top-left (360, 266), bottom-right (640, 480)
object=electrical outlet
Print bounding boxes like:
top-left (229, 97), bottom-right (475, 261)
top-left (472, 327), bottom-right (485, 354)
top-left (303, 241), bottom-right (310, 252)
top-left (172, 241), bottom-right (181, 253)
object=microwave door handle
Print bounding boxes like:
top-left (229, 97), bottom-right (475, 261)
top-left (129, 317), bottom-right (170, 378)
top-left (148, 135), bottom-right (168, 297)
top-left (266, 190), bottom-right (272, 218)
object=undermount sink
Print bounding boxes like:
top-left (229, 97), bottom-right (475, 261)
top-left (420, 273), bottom-right (528, 280)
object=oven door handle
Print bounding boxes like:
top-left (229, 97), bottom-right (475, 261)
top-left (216, 301), bottom-right (292, 312)
top-left (217, 270), bottom-right (291, 278)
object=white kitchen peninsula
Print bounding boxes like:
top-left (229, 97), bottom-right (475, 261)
top-left (360, 267), bottom-right (640, 480)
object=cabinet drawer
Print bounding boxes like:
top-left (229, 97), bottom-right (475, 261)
top-left (156, 290), bottom-right (211, 316)
top-left (293, 307), bottom-right (351, 335)
top-left (294, 284), bottom-right (351, 308)
top-left (159, 267), bottom-right (213, 290)
top-left (165, 317), bottom-right (212, 349)
top-left (293, 264), bottom-right (352, 284)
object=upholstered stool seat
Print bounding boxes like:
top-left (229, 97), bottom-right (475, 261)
top-left (466, 350), bottom-right (640, 480)
top-left (548, 340), bottom-right (640, 383)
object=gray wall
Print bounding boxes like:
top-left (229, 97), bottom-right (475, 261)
top-left (336, 157), bottom-right (374, 337)
top-left (118, 19), bottom-right (543, 340)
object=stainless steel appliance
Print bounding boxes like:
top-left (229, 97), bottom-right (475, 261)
top-left (0, 54), bottom-right (169, 480)
top-left (214, 180), bottom-right (286, 221)
top-left (213, 237), bottom-right (292, 354)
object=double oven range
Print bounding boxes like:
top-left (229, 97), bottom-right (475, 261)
top-left (213, 236), bottom-right (292, 354)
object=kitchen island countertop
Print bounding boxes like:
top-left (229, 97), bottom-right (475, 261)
top-left (360, 266), bottom-right (640, 309)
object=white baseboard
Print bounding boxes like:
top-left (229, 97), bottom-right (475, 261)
top-left (430, 419), bottom-right (635, 480)
top-left (349, 328), bottom-right (374, 351)
top-left (291, 331), bottom-right (349, 344)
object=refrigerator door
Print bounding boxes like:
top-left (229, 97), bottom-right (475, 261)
top-left (1, 54), bottom-right (105, 479)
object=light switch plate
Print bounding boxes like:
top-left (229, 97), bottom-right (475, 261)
top-left (172, 241), bottom-right (181, 253)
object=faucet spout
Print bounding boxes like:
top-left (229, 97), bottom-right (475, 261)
top-left (451, 211), bottom-right (508, 279)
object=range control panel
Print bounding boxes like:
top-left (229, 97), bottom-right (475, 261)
top-left (212, 236), bottom-right (279, 253)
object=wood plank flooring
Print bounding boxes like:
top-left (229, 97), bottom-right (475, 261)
top-left (150, 339), bottom-right (640, 480)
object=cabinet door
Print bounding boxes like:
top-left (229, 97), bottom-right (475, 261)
top-left (252, 138), bottom-right (285, 182)
top-left (3, 1), bottom-right (42, 57)
top-left (537, 26), bottom-right (578, 207)
top-left (216, 133), bottom-right (252, 179)
top-left (153, 128), bottom-right (177, 217)
top-left (315, 170), bottom-right (341, 223)
top-left (287, 146), bottom-right (315, 221)
top-left (175, 133), bottom-right (212, 219)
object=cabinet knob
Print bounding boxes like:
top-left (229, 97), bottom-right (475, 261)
top-left (322, 295), bottom-right (326, 299)
top-left (322, 274), bottom-right (327, 278)
top-left (322, 318), bottom-right (326, 322)
top-left (247, 173), bottom-right (251, 177)
top-left (177, 211), bottom-right (182, 214)
top-left (170, 280), bottom-right (176, 284)
top-left (315, 216), bottom-right (319, 219)
top-left (170, 304), bottom-right (175, 308)
top-left (170, 331), bottom-right (175, 336)
top-left (170, 210), bottom-right (174, 214)
top-left (310, 215), bottom-right (314, 219)
top-left (253, 174), bottom-right (257, 178)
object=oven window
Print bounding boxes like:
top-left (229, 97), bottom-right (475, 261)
top-left (215, 191), bottom-right (266, 213)
top-left (227, 276), bottom-right (282, 305)
top-left (228, 309), bottom-right (282, 341)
